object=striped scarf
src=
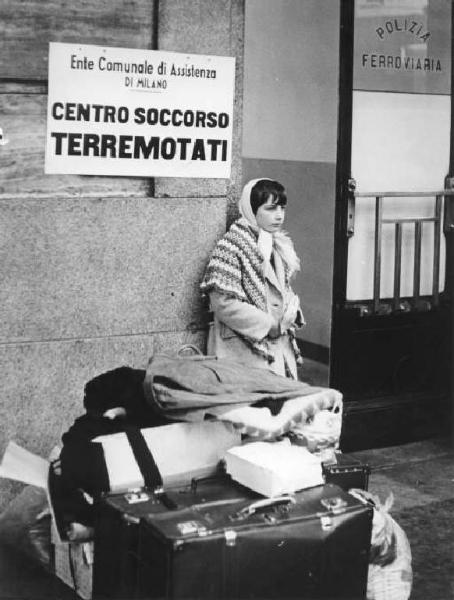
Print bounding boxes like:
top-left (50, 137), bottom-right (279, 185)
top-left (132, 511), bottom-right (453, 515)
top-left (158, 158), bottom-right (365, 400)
top-left (201, 218), bottom-right (290, 362)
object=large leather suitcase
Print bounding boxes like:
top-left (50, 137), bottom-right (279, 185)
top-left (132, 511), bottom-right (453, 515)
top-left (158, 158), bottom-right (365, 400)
top-left (136, 481), bottom-right (372, 599)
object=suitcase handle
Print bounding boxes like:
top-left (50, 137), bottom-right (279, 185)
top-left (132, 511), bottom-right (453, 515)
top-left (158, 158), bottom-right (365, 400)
top-left (235, 495), bottom-right (296, 519)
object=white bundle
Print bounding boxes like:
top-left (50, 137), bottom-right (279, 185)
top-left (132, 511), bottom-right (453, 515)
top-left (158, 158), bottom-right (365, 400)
top-left (224, 438), bottom-right (324, 497)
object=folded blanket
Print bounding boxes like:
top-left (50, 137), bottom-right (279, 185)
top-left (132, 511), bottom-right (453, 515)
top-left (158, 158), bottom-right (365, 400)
top-left (143, 354), bottom-right (342, 431)
top-left (218, 392), bottom-right (342, 439)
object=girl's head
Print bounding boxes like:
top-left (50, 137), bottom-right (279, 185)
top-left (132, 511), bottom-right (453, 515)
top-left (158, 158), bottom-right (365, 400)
top-left (238, 178), bottom-right (300, 274)
top-left (250, 179), bottom-right (287, 215)
top-left (239, 178), bottom-right (288, 233)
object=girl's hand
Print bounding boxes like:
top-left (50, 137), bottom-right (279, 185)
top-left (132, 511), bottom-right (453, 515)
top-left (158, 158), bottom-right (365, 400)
top-left (281, 293), bottom-right (300, 332)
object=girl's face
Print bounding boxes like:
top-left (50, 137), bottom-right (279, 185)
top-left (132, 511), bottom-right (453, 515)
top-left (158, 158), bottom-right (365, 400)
top-left (255, 195), bottom-right (286, 233)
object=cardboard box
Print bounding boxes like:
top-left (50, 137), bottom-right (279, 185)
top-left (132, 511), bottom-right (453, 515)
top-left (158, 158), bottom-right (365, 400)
top-left (51, 520), bottom-right (93, 600)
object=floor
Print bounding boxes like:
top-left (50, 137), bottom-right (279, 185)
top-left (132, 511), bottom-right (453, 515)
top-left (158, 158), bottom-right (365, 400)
top-left (0, 435), bottom-right (453, 600)
top-left (0, 545), bottom-right (78, 600)
top-left (351, 435), bottom-right (454, 513)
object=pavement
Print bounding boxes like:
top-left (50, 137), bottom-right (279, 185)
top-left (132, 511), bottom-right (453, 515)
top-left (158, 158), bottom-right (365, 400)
top-left (351, 435), bottom-right (454, 512)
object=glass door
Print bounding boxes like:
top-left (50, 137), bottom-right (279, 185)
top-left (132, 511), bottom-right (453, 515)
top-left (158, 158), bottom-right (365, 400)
top-left (331, 0), bottom-right (453, 449)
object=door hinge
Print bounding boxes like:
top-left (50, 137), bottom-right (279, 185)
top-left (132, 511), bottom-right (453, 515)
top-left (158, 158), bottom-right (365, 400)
top-left (346, 178), bottom-right (356, 238)
top-left (444, 176), bottom-right (454, 234)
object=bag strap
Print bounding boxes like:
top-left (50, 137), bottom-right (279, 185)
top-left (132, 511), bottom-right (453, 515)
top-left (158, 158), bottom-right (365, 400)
top-left (124, 425), bottom-right (162, 490)
top-left (124, 425), bottom-right (177, 510)
top-left (177, 344), bottom-right (204, 357)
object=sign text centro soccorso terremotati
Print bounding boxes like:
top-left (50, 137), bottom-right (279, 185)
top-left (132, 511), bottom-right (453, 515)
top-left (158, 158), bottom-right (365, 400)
top-left (45, 43), bottom-right (236, 178)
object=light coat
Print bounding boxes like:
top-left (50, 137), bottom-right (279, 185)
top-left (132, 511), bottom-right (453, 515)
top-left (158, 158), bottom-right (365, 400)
top-left (207, 250), bottom-right (303, 379)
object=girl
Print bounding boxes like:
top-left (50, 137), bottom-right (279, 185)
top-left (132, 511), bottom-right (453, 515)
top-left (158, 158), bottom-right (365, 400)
top-left (201, 178), bottom-right (305, 379)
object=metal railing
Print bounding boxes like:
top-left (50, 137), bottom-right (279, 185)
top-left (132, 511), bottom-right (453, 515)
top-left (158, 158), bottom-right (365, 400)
top-left (346, 189), bottom-right (454, 315)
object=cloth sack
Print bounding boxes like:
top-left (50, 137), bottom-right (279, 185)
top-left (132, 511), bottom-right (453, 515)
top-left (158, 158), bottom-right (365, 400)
top-left (349, 489), bottom-right (412, 600)
top-left (289, 401), bottom-right (343, 451)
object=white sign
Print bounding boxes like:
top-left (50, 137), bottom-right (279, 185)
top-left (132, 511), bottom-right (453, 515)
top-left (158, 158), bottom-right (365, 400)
top-left (45, 43), bottom-right (236, 178)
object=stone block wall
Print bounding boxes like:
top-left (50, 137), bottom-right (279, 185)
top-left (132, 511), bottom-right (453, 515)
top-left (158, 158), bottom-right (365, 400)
top-left (0, 0), bottom-right (244, 509)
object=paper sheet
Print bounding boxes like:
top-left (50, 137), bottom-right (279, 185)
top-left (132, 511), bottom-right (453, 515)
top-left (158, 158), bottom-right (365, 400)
top-left (0, 441), bottom-right (49, 489)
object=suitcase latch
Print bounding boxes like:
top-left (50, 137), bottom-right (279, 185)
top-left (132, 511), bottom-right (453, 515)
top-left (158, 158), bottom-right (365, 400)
top-left (224, 530), bottom-right (237, 547)
top-left (125, 490), bottom-right (150, 504)
top-left (320, 515), bottom-right (333, 531)
top-left (176, 521), bottom-right (208, 537)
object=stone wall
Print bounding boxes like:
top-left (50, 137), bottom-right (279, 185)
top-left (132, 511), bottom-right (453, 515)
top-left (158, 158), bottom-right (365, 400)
top-left (0, 0), bottom-right (244, 509)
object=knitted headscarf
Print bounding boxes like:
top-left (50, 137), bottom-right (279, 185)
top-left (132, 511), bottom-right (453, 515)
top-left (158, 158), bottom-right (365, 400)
top-left (239, 179), bottom-right (300, 276)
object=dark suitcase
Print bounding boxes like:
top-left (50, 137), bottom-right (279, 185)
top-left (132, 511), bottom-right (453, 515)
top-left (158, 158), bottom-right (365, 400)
top-left (93, 490), bottom-right (154, 599)
top-left (323, 453), bottom-right (370, 491)
top-left (136, 481), bottom-right (373, 599)
top-left (93, 476), bottom-right (260, 599)
top-left (91, 421), bottom-right (242, 599)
